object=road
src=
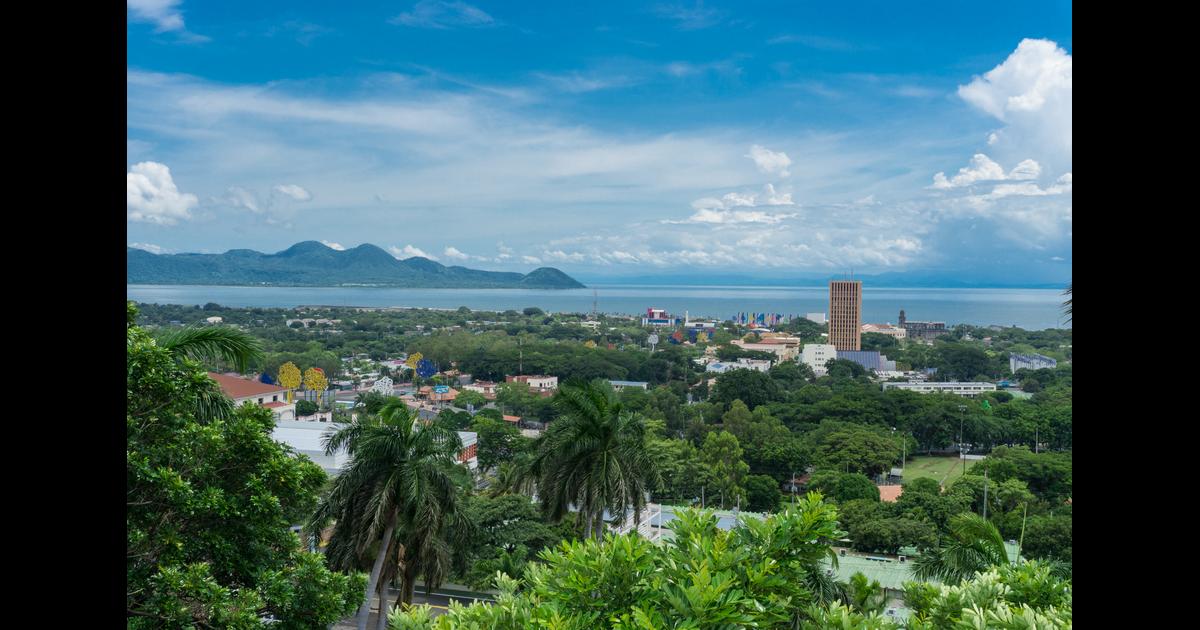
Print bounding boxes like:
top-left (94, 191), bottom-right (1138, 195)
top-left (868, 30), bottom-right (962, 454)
top-left (334, 585), bottom-right (494, 628)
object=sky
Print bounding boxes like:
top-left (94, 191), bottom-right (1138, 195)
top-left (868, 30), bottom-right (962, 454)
top-left (127, 1), bottom-right (1072, 285)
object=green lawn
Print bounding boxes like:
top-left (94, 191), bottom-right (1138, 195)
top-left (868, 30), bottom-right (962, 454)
top-left (900, 456), bottom-right (976, 487)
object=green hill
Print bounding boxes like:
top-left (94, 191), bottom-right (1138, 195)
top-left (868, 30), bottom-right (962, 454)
top-left (127, 242), bottom-right (586, 289)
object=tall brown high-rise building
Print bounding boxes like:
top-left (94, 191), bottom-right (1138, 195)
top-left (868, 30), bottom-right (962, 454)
top-left (829, 280), bottom-right (862, 351)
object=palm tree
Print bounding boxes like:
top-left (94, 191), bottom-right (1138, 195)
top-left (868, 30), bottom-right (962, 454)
top-left (310, 399), bottom-right (467, 630)
top-left (1062, 282), bottom-right (1072, 324)
top-left (148, 311), bottom-right (265, 423)
top-left (911, 512), bottom-right (1012, 585)
top-left (529, 379), bottom-right (661, 540)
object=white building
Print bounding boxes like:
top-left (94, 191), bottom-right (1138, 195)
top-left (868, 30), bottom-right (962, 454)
top-left (805, 313), bottom-right (827, 324)
top-left (608, 380), bottom-right (649, 392)
top-left (205, 316), bottom-right (223, 324)
top-left (880, 381), bottom-right (997, 398)
top-left (731, 338), bottom-right (801, 361)
top-left (706, 358), bottom-right (772, 374)
top-left (506, 375), bottom-right (559, 390)
top-left (272, 420), bottom-right (348, 474)
top-left (862, 323), bottom-right (908, 339)
top-left (580, 320), bottom-right (601, 331)
top-left (800, 344), bottom-right (838, 377)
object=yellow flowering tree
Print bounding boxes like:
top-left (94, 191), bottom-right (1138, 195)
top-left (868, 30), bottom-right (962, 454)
top-left (584, 340), bottom-right (597, 349)
top-left (303, 367), bottom-right (328, 403)
top-left (278, 361), bottom-right (301, 403)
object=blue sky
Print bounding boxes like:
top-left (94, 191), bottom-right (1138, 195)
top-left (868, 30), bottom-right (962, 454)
top-left (127, 1), bottom-right (1072, 284)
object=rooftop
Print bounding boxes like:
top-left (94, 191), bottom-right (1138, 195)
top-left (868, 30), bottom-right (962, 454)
top-left (208, 372), bottom-right (289, 399)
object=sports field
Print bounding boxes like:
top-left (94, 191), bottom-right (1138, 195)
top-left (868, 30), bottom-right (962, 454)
top-left (900, 456), bottom-right (976, 487)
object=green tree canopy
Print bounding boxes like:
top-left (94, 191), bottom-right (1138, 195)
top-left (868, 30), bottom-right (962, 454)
top-left (127, 303), bottom-right (363, 628)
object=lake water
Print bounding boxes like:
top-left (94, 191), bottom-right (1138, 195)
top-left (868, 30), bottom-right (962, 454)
top-left (126, 284), bottom-right (1070, 330)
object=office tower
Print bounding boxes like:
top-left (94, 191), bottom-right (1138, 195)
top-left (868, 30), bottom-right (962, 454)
top-left (829, 280), bottom-right (862, 351)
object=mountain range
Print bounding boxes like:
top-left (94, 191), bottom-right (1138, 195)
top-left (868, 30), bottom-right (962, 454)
top-left (127, 242), bottom-right (586, 289)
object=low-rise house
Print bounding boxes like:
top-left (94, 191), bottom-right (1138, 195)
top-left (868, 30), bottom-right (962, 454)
top-left (462, 380), bottom-right (499, 399)
top-left (208, 372), bottom-right (295, 421)
top-left (608, 380), bottom-right (649, 392)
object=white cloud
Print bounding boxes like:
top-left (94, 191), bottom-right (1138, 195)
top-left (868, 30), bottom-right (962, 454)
top-left (1007, 159), bottom-right (1041, 181)
top-left (958, 38), bottom-right (1071, 170)
top-left (320, 240), bottom-right (345, 251)
top-left (390, 1), bottom-right (496, 29)
top-left (930, 154), bottom-right (1006, 189)
top-left (980, 172), bottom-right (1071, 200)
top-left (959, 39), bottom-right (1071, 121)
top-left (390, 244), bottom-right (437, 260)
top-left (223, 186), bottom-right (260, 212)
top-left (129, 242), bottom-right (168, 254)
top-left (127, 0), bottom-right (185, 32)
top-left (273, 184), bottom-right (312, 201)
top-left (521, 255), bottom-right (542, 265)
top-left (653, 2), bottom-right (725, 30)
top-left (443, 246), bottom-right (470, 260)
top-left (745, 145), bottom-right (792, 177)
top-left (127, 161), bottom-right (199, 225)
top-left (674, 184), bottom-right (797, 224)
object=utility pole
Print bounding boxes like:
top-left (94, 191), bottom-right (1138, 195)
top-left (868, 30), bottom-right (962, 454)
top-left (701, 485), bottom-right (705, 509)
top-left (1035, 426), bottom-right (1039, 454)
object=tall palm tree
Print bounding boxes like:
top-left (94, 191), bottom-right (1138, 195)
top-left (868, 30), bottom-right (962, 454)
top-left (1062, 282), bottom-right (1072, 324)
top-left (309, 399), bottom-right (466, 630)
top-left (529, 379), bottom-right (661, 540)
top-left (911, 512), bottom-right (1012, 585)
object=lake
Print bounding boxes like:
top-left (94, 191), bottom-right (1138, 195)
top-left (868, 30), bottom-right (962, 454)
top-left (126, 284), bottom-right (1070, 330)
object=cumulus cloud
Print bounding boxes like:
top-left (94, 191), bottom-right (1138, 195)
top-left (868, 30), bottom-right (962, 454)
top-left (127, 161), bottom-right (199, 225)
top-left (443, 246), bottom-right (470, 260)
top-left (273, 184), bottom-right (312, 201)
top-left (745, 145), bottom-right (792, 177)
top-left (320, 240), bottom-right (345, 250)
top-left (670, 183), bottom-right (797, 224)
top-left (930, 154), bottom-right (1006, 189)
top-left (390, 1), bottom-right (496, 29)
top-left (958, 38), bottom-right (1071, 169)
top-left (959, 39), bottom-right (1071, 121)
top-left (390, 244), bottom-right (437, 260)
top-left (930, 154), bottom-right (1045, 189)
top-left (521, 255), bottom-right (542, 265)
top-left (1006, 159), bottom-right (1041, 181)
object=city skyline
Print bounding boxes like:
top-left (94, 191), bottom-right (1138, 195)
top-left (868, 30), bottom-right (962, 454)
top-left (128, 1), bottom-right (1072, 285)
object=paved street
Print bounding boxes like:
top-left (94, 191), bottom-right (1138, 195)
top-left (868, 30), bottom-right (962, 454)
top-left (334, 585), bottom-right (493, 628)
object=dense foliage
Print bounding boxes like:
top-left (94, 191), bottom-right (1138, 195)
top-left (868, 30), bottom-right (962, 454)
top-left (127, 303), bottom-right (364, 628)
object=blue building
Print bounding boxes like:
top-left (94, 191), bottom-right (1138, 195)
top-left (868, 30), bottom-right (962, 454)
top-left (836, 350), bottom-right (896, 372)
top-left (1009, 353), bottom-right (1057, 373)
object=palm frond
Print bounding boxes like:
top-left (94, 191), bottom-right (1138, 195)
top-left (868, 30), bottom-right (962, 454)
top-left (157, 325), bottom-right (264, 372)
